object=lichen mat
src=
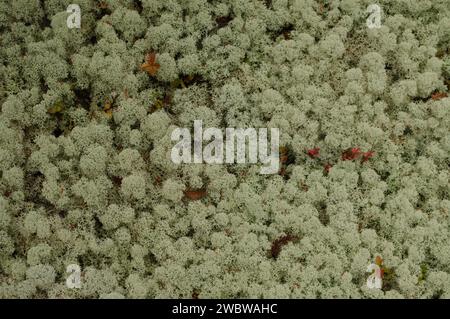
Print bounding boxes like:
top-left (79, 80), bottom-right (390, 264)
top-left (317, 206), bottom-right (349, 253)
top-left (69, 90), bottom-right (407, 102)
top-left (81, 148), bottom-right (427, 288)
top-left (0, 0), bottom-right (449, 299)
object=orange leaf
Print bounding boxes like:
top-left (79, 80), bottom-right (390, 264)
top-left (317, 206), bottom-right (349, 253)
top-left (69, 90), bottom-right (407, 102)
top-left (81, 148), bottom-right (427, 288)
top-left (103, 98), bottom-right (112, 111)
top-left (431, 92), bottom-right (448, 100)
top-left (141, 52), bottom-right (160, 76)
top-left (184, 189), bottom-right (207, 200)
top-left (103, 98), bottom-right (113, 119)
top-left (375, 256), bottom-right (383, 267)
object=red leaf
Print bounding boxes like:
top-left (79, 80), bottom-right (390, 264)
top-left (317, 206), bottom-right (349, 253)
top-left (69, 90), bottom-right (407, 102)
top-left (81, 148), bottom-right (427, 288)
top-left (307, 147), bottom-right (320, 158)
top-left (361, 151), bottom-right (375, 163)
top-left (342, 147), bottom-right (361, 161)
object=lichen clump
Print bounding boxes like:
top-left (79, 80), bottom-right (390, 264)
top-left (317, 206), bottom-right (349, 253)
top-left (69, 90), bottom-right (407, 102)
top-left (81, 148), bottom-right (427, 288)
top-left (0, 0), bottom-right (449, 299)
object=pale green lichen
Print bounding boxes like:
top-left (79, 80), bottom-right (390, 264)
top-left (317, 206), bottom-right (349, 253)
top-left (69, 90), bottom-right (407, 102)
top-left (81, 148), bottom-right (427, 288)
top-left (0, 0), bottom-right (449, 299)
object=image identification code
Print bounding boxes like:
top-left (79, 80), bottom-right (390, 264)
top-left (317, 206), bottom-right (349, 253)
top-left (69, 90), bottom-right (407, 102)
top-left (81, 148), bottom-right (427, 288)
top-left (172, 303), bottom-right (278, 316)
